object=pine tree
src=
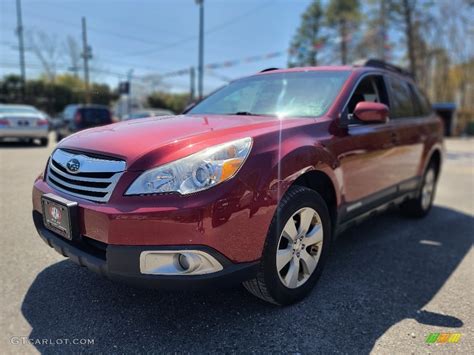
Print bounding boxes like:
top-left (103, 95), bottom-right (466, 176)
top-left (289, 0), bottom-right (325, 67)
top-left (326, 0), bottom-right (361, 64)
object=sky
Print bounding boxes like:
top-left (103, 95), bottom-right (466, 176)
top-left (0, 0), bottom-right (314, 94)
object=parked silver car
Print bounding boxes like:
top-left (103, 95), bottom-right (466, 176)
top-left (0, 104), bottom-right (49, 146)
top-left (124, 108), bottom-right (174, 120)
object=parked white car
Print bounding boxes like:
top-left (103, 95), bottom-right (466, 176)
top-left (0, 104), bottom-right (49, 146)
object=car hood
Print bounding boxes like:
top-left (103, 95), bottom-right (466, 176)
top-left (58, 114), bottom-right (310, 171)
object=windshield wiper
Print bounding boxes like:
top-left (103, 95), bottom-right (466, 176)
top-left (231, 111), bottom-right (254, 116)
top-left (227, 112), bottom-right (276, 117)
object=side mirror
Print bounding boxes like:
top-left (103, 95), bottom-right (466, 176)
top-left (354, 102), bottom-right (389, 123)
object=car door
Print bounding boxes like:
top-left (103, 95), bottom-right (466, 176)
top-left (384, 75), bottom-right (425, 190)
top-left (329, 74), bottom-right (400, 217)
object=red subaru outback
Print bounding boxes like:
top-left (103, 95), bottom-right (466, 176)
top-left (32, 60), bottom-right (443, 305)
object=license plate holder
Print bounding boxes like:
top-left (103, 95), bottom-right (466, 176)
top-left (41, 193), bottom-right (79, 240)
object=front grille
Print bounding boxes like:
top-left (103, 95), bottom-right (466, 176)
top-left (46, 149), bottom-right (126, 203)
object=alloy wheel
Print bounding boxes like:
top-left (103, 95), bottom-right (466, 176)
top-left (276, 207), bottom-right (324, 289)
top-left (421, 168), bottom-right (435, 210)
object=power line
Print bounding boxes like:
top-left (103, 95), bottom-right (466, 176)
top-left (2, 7), bottom-right (170, 47)
top-left (122, 0), bottom-right (274, 57)
top-left (2, 1), bottom-right (275, 75)
top-left (2, 8), bottom-right (188, 74)
top-left (1, 19), bottom-right (175, 74)
top-left (1, 47), bottom-right (287, 89)
top-left (41, 1), bottom-right (189, 40)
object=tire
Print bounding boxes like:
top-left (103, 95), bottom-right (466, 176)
top-left (40, 137), bottom-right (49, 146)
top-left (400, 163), bottom-right (438, 218)
top-left (243, 185), bottom-right (332, 305)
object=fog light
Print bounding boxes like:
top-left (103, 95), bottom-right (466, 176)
top-left (140, 250), bottom-right (223, 275)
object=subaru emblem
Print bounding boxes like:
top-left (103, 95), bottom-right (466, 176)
top-left (66, 158), bottom-right (81, 174)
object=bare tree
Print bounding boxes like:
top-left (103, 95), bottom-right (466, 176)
top-left (27, 31), bottom-right (62, 82)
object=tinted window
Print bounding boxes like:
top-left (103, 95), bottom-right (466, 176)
top-left (189, 71), bottom-right (350, 118)
top-left (410, 84), bottom-right (432, 116)
top-left (78, 108), bottom-right (111, 127)
top-left (387, 77), bottom-right (416, 118)
top-left (63, 105), bottom-right (77, 120)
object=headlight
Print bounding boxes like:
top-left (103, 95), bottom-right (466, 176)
top-left (125, 137), bottom-right (252, 195)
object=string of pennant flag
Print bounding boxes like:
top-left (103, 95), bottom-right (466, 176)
top-left (151, 29), bottom-right (391, 81)
top-left (157, 51), bottom-right (285, 79)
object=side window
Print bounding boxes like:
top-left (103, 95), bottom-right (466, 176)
top-left (410, 84), bottom-right (432, 116)
top-left (387, 77), bottom-right (416, 118)
top-left (347, 75), bottom-right (388, 114)
top-left (63, 105), bottom-right (76, 120)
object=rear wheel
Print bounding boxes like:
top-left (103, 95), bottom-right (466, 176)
top-left (40, 137), bottom-right (49, 146)
top-left (243, 185), bottom-right (331, 305)
top-left (400, 163), bottom-right (438, 218)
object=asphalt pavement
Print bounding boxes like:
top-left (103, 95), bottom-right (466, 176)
top-left (1, 134), bottom-right (473, 354)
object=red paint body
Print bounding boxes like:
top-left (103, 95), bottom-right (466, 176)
top-left (32, 66), bottom-right (444, 263)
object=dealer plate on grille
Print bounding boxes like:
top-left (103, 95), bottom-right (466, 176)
top-left (41, 193), bottom-right (78, 240)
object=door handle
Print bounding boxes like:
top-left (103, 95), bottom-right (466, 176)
top-left (390, 132), bottom-right (399, 144)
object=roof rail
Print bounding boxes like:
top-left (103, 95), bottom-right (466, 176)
top-left (259, 67), bottom-right (279, 73)
top-left (354, 58), bottom-right (413, 78)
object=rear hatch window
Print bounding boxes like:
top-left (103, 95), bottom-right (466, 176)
top-left (78, 108), bottom-right (111, 128)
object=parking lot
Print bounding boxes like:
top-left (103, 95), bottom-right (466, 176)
top-left (0, 135), bottom-right (473, 353)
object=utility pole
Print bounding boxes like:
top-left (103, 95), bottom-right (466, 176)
top-left (81, 17), bottom-right (92, 104)
top-left (15, 0), bottom-right (26, 100)
top-left (127, 69), bottom-right (133, 117)
top-left (196, 0), bottom-right (204, 100)
top-left (378, 0), bottom-right (387, 61)
top-left (189, 66), bottom-right (196, 102)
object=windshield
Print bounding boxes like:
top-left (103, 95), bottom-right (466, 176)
top-left (188, 71), bottom-right (350, 117)
top-left (78, 108), bottom-right (111, 127)
top-left (0, 106), bottom-right (39, 114)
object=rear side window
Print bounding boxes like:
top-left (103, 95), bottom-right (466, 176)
top-left (63, 105), bottom-right (77, 120)
top-left (78, 108), bottom-right (111, 127)
top-left (386, 77), bottom-right (416, 118)
top-left (410, 84), bottom-right (432, 116)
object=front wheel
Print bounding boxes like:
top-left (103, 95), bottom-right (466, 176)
top-left (243, 185), bottom-right (331, 305)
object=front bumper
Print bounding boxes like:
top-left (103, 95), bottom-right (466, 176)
top-left (33, 176), bottom-right (275, 263)
top-left (0, 127), bottom-right (48, 139)
top-left (33, 211), bottom-right (259, 289)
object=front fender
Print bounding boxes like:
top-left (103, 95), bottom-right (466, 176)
top-left (238, 131), bottom-right (340, 210)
